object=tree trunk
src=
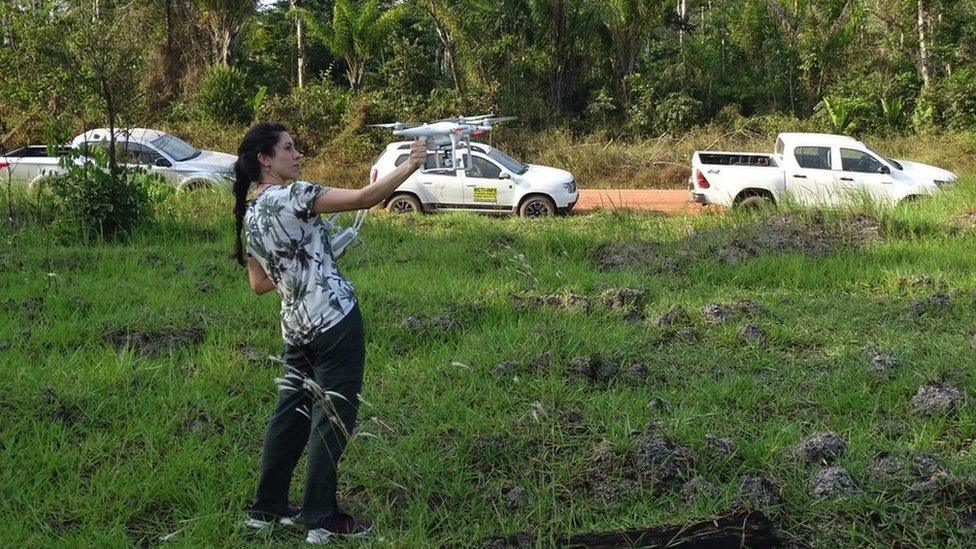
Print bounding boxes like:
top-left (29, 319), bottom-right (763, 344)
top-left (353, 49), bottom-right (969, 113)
top-left (677, 0), bottom-right (687, 46)
top-left (291, 0), bottom-right (305, 88)
top-left (917, 0), bottom-right (931, 87)
top-left (550, 0), bottom-right (566, 114)
top-left (219, 28), bottom-right (232, 66)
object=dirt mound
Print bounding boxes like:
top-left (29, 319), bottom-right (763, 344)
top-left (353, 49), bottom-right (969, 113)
top-left (866, 452), bottom-right (940, 484)
top-left (681, 476), bottom-right (719, 503)
top-left (705, 434), bottom-right (737, 455)
top-left (568, 354), bottom-right (619, 384)
top-left (790, 431), bottom-right (847, 465)
top-left (910, 381), bottom-right (963, 416)
top-left (738, 474), bottom-right (781, 508)
top-left (103, 326), bottom-right (205, 357)
top-left (402, 315), bottom-right (460, 332)
top-left (655, 305), bottom-right (690, 327)
top-left (585, 439), bottom-right (636, 503)
top-left (809, 466), bottom-right (861, 499)
top-left (702, 300), bottom-right (765, 324)
top-left (635, 435), bottom-right (697, 493)
top-left (513, 292), bottom-right (590, 312)
top-left (591, 241), bottom-right (678, 272)
top-left (869, 351), bottom-right (898, 375)
top-left (711, 212), bottom-right (882, 265)
top-left (503, 486), bottom-right (531, 510)
top-left (739, 323), bottom-right (767, 344)
top-left (591, 211), bottom-right (883, 272)
top-left (909, 292), bottom-right (952, 316)
top-left (598, 287), bottom-right (649, 310)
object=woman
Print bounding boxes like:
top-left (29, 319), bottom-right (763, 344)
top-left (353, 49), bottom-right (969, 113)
top-left (231, 122), bottom-right (425, 544)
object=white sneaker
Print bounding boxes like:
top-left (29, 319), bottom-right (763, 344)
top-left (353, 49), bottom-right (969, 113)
top-left (306, 528), bottom-right (332, 544)
top-left (244, 505), bottom-right (301, 529)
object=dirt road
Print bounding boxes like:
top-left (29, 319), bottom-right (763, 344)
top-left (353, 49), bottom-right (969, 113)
top-left (574, 189), bottom-right (703, 215)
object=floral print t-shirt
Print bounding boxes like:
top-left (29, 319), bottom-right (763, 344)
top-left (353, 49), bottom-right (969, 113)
top-left (245, 181), bottom-right (357, 346)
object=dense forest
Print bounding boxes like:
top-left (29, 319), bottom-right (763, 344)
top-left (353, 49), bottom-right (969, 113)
top-left (2, 0), bottom-right (975, 164)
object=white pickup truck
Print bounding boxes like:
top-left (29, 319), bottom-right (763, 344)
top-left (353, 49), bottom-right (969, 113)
top-left (690, 132), bottom-right (958, 208)
top-left (0, 128), bottom-right (236, 190)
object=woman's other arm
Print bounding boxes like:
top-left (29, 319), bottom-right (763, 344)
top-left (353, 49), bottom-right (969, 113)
top-left (247, 257), bottom-right (276, 295)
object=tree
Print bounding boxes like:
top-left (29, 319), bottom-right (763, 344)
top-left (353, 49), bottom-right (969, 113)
top-left (527, 0), bottom-right (599, 114)
top-left (596, 0), bottom-right (669, 103)
top-left (301, 0), bottom-right (407, 90)
top-left (53, 3), bottom-right (148, 179)
top-left (196, 0), bottom-right (258, 66)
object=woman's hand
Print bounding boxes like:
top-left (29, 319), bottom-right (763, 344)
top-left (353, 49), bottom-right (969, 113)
top-left (405, 138), bottom-right (426, 169)
top-left (311, 138), bottom-right (427, 215)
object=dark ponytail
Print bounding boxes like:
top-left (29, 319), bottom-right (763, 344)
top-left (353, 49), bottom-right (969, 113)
top-left (231, 122), bottom-right (287, 266)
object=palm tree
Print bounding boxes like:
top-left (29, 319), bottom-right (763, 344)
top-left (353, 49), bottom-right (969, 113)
top-left (299, 0), bottom-right (407, 90)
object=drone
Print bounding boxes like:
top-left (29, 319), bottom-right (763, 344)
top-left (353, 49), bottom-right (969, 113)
top-left (370, 114), bottom-right (515, 174)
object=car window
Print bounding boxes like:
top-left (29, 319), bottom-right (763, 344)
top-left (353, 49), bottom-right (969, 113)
top-left (840, 148), bottom-right (886, 173)
top-left (794, 146), bottom-right (832, 170)
top-left (394, 154), bottom-right (409, 167)
top-left (465, 156), bottom-right (501, 179)
top-left (423, 152), bottom-right (459, 175)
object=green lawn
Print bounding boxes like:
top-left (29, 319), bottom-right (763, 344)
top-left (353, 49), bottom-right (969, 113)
top-left (2, 184), bottom-right (976, 547)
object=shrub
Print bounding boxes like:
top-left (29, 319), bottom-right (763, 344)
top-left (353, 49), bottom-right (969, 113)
top-left (625, 73), bottom-right (702, 136)
top-left (196, 65), bottom-right (261, 125)
top-left (48, 149), bottom-right (167, 240)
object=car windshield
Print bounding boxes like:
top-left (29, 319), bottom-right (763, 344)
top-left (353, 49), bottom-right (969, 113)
top-left (151, 133), bottom-right (201, 162)
top-left (865, 144), bottom-right (901, 170)
top-left (487, 148), bottom-right (528, 175)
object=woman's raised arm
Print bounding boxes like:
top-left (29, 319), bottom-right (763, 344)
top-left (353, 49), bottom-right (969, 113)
top-left (311, 139), bottom-right (427, 215)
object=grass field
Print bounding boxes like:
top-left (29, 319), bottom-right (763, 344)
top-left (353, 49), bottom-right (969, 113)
top-left (2, 183), bottom-right (976, 547)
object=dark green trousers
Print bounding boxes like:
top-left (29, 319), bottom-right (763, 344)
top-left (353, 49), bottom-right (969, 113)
top-left (250, 304), bottom-right (365, 530)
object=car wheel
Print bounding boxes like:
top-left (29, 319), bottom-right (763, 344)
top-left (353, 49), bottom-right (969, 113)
top-left (386, 194), bottom-right (423, 214)
top-left (735, 195), bottom-right (774, 211)
top-left (518, 195), bottom-right (556, 217)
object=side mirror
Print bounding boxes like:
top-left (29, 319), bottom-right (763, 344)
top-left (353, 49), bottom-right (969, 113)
top-left (879, 165), bottom-right (890, 175)
top-left (499, 172), bottom-right (511, 179)
top-left (154, 157), bottom-right (172, 168)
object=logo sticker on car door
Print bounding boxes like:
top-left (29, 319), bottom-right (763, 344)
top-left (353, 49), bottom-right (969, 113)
top-left (473, 187), bottom-right (497, 202)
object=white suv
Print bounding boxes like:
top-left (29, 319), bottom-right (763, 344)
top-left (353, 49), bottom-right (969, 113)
top-left (370, 141), bottom-right (578, 216)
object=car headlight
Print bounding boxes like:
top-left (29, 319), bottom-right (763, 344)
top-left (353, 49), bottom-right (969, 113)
top-left (934, 179), bottom-right (951, 187)
top-left (563, 180), bottom-right (577, 193)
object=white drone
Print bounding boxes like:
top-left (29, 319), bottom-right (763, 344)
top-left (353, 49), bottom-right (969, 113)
top-left (370, 114), bottom-right (515, 174)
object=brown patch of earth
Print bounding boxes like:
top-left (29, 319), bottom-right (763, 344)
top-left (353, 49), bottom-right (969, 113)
top-left (592, 211), bottom-right (883, 272)
top-left (103, 326), bottom-right (205, 357)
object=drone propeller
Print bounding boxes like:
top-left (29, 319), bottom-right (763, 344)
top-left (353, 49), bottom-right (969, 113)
top-left (481, 116), bottom-right (516, 125)
top-left (368, 122), bottom-right (421, 131)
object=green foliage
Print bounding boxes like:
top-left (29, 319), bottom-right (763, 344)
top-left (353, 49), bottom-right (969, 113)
top-left (377, 37), bottom-right (438, 117)
top-left (48, 149), bottom-right (166, 240)
top-left (195, 65), bottom-right (259, 125)
top-left (626, 75), bottom-right (702, 136)
top-left (818, 97), bottom-right (857, 135)
top-left (941, 69), bottom-right (976, 131)
top-left (258, 80), bottom-right (352, 153)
